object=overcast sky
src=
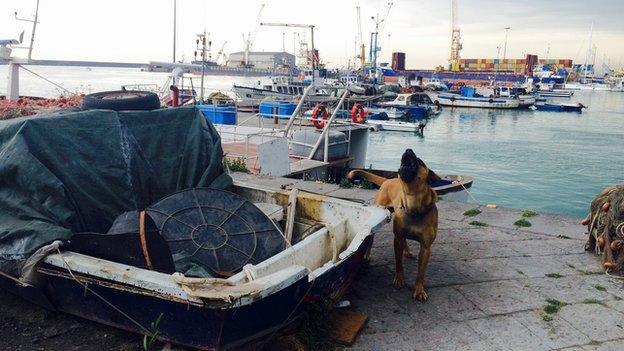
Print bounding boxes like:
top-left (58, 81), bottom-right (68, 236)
top-left (2, 0), bottom-right (624, 69)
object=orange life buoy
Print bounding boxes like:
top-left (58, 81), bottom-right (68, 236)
top-left (311, 103), bottom-right (329, 129)
top-left (351, 103), bottom-right (367, 124)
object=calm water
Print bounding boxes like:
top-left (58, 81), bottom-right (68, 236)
top-left (2, 66), bottom-right (623, 217)
top-left (367, 91), bottom-right (624, 217)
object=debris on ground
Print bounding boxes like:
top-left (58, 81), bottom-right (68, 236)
top-left (0, 95), bottom-right (83, 120)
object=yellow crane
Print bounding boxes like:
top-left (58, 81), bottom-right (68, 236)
top-left (449, 0), bottom-right (462, 71)
top-left (356, 6), bottom-right (365, 68)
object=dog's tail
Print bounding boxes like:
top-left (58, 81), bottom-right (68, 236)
top-left (347, 169), bottom-right (389, 187)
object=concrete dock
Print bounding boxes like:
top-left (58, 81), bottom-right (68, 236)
top-left (233, 173), bottom-right (623, 351)
top-left (1, 173), bottom-right (622, 350)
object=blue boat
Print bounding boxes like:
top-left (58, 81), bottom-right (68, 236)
top-left (533, 102), bottom-right (586, 112)
top-left (374, 92), bottom-right (440, 119)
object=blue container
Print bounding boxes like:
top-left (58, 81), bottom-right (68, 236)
top-left (197, 104), bottom-right (237, 125)
top-left (259, 101), bottom-right (297, 119)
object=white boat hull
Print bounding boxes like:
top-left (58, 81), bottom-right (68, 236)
top-left (366, 120), bottom-right (423, 132)
top-left (437, 94), bottom-right (520, 109)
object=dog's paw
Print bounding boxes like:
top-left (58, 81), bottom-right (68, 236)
top-left (403, 250), bottom-right (415, 259)
top-left (412, 286), bottom-right (428, 301)
top-left (393, 273), bottom-right (405, 288)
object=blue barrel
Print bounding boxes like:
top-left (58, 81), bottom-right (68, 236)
top-left (197, 104), bottom-right (237, 125)
top-left (259, 101), bottom-right (297, 119)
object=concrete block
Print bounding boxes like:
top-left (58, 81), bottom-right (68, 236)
top-left (456, 279), bottom-right (545, 315)
top-left (559, 304), bottom-right (624, 342)
top-left (467, 314), bottom-right (552, 351)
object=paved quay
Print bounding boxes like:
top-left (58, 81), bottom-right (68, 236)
top-left (1, 172), bottom-right (621, 350)
top-left (233, 173), bottom-right (624, 351)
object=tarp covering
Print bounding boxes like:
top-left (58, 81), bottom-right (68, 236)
top-left (0, 106), bottom-right (231, 265)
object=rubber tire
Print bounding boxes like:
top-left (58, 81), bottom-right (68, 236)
top-left (82, 90), bottom-right (161, 111)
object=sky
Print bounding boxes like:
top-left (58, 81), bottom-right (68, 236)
top-left (2, 0), bottom-right (624, 69)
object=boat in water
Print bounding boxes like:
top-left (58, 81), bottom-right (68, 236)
top-left (374, 92), bottom-right (441, 118)
top-left (532, 102), bottom-right (586, 112)
top-left (233, 76), bottom-right (333, 111)
top-left (434, 87), bottom-right (520, 109)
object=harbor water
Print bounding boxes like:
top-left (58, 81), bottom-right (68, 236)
top-left (2, 66), bottom-right (623, 217)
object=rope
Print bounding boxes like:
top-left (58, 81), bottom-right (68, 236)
top-left (55, 248), bottom-right (152, 334)
top-left (19, 66), bottom-right (74, 95)
top-left (456, 176), bottom-right (480, 204)
top-left (0, 270), bottom-right (29, 287)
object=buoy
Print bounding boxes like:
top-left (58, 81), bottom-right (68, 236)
top-left (604, 261), bottom-right (616, 270)
top-left (602, 202), bottom-right (610, 212)
top-left (598, 235), bottom-right (605, 249)
top-left (580, 217), bottom-right (590, 225)
top-left (351, 103), bottom-right (367, 124)
top-left (610, 241), bottom-right (622, 251)
top-left (311, 103), bottom-right (329, 129)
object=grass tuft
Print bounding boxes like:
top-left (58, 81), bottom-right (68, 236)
top-left (557, 235), bottom-right (572, 239)
top-left (594, 285), bottom-right (606, 292)
top-left (338, 177), bottom-right (353, 189)
top-left (582, 298), bottom-right (605, 305)
top-left (296, 299), bottom-right (338, 351)
top-left (522, 210), bottom-right (538, 218)
top-left (546, 273), bottom-right (563, 278)
top-left (463, 208), bottom-right (481, 217)
top-left (578, 269), bottom-right (603, 276)
top-left (469, 221), bottom-right (488, 227)
top-left (543, 298), bottom-right (567, 315)
top-left (514, 218), bottom-right (532, 227)
top-left (223, 156), bottom-right (249, 173)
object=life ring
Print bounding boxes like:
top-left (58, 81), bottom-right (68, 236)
top-left (311, 103), bottom-right (329, 129)
top-left (351, 103), bottom-right (367, 124)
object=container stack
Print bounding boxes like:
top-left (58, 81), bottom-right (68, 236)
top-left (458, 56), bottom-right (573, 73)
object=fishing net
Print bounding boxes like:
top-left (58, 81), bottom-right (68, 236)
top-left (585, 184), bottom-right (624, 273)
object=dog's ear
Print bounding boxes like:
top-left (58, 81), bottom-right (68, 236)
top-left (427, 168), bottom-right (442, 184)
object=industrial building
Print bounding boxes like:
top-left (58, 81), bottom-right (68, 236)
top-left (227, 51), bottom-right (295, 69)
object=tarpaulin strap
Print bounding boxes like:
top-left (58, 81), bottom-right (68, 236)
top-left (139, 211), bottom-right (154, 270)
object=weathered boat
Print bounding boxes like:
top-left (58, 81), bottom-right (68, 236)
top-left (0, 106), bottom-right (387, 350)
top-left (348, 169), bottom-right (474, 202)
top-left (532, 102), bottom-right (586, 112)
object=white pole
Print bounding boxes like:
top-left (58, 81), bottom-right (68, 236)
top-left (173, 0), bottom-right (177, 62)
top-left (7, 62), bottom-right (20, 101)
top-left (503, 27), bottom-right (510, 61)
top-left (28, 0), bottom-right (40, 61)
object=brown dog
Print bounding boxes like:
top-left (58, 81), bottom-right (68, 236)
top-left (348, 149), bottom-right (439, 301)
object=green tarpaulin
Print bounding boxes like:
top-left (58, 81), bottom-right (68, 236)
top-left (0, 107), bottom-right (231, 264)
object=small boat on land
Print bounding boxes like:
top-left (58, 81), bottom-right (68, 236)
top-left (0, 106), bottom-right (388, 350)
top-left (532, 102), bottom-right (586, 112)
top-left (348, 169), bottom-right (474, 202)
top-left (436, 87), bottom-right (520, 109)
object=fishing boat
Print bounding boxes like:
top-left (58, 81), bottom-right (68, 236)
top-left (532, 102), bottom-right (586, 112)
top-left (435, 87), bottom-right (520, 109)
top-left (375, 92), bottom-right (441, 118)
top-left (477, 86), bottom-right (536, 108)
top-left (233, 76), bottom-right (332, 111)
top-left (537, 89), bottom-right (574, 98)
top-left (0, 106), bottom-right (388, 350)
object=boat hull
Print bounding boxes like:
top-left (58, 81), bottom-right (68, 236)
top-left (437, 94), bottom-right (519, 109)
top-left (39, 265), bottom-right (310, 351)
top-left (533, 103), bottom-right (584, 112)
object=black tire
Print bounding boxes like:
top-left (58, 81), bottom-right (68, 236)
top-left (82, 90), bottom-right (161, 111)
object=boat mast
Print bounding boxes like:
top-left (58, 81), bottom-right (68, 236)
top-left (583, 23), bottom-right (593, 83)
top-left (172, 0), bottom-right (177, 62)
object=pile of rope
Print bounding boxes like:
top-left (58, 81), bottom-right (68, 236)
top-left (584, 184), bottom-right (624, 273)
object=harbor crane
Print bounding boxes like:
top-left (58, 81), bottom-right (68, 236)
top-left (260, 22), bottom-right (317, 69)
top-left (242, 4), bottom-right (265, 67)
top-left (449, 0), bottom-right (462, 71)
top-left (215, 41), bottom-right (227, 65)
top-left (368, 2), bottom-right (393, 65)
top-left (356, 6), bottom-right (365, 68)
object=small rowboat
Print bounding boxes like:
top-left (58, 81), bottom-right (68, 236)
top-left (348, 169), bottom-right (474, 202)
top-left (532, 102), bottom-right (586, 112)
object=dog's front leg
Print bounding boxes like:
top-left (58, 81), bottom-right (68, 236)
top-left (413, 244), bottom-right (431, 301)
top-left (393, 235), bottom-right (406, 288)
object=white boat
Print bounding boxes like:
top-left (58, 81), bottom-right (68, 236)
top-left (476, 86), bottom-right (536, 108)
top-left (564, 82), bottom-right (611, 91)
top-left (610, 77), bottom-right (624, 92)
top-left (436, 92), bottom-right (520, 109)
top-left (233, 76), bottom-right (332, 110)
top-left (365, 119), bottom-right (426, 133)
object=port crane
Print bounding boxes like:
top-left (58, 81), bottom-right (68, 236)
top-left (449, 0), bottom-right (462, 71)
top-left (242, 4), bottom-right (265, 67)
top-left (215, 41), bottom-right (227, 65)
top-left (368, 2), bottom-right (393, 66)
top-left (356, 6), bottom-right (365, 68)
top-left (260, 22), bottom-right (316, 69)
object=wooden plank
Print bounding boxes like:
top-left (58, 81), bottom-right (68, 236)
top-left (329, 309), bottom-right (369, 345)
